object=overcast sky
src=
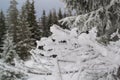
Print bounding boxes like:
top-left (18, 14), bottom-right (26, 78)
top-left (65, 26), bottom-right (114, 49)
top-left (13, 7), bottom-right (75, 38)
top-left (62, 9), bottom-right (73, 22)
top-left (0, 0), bottom-right (65, 18)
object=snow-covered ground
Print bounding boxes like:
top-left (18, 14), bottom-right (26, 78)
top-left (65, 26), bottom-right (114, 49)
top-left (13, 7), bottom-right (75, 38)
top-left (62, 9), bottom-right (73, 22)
top-left (24, 25), bottom-right (120, 80)
top-left (0, 24), bottom-right (120, 80)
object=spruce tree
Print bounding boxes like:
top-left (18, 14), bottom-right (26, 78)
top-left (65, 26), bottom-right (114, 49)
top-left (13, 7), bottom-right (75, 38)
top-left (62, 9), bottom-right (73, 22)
top-left (7, 0), bottom-right (18, 43)
top-left (0, 10), bottom-right (6, 54)
top-left (29, 0), bottom-right (40, 40)
top-left (46, 11), bottom-right (53, 36)
top-left (6, 0), bottom-right (19, 63)
top-left (41, 10), bottom-right (47, 37)
top-left (18, 4), bottom-right (30, 41)
top-left (48, 11), bottom-right (53, 26)
top-left (52, 9), bottom-right (58, 24)
top-left (25, 0), bottom-right (40, 40)
top-left (15, 0), bottom-right (41, 60)
top-left (16, 4), bottom-right (32, 60)
top-left (58, 8), bottom-right (63, 20)
top-left (63, 12), bottom-right (67, 18)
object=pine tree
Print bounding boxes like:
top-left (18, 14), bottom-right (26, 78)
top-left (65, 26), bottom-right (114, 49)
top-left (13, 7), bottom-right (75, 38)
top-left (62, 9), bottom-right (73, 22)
top-left (14, 0), bottom-right (41, 60)
top-left (18, 4), bottom-right (30, 41)
top-left (6, 0), bottom-right (19, 63)
top-left (24, 0), bottom-right (40, 40)
top-left (48, 11), bottom-right (53, 26)
top-left (63, 12), bottom-right (67, 18)
top-left (24, 0), bottom-right (34, 39)
top-left (52, 9), bottom-right (58, 24)
top-left (58, 8), bottom-right (63, 20)
top-left (28, 0), bottom-right (40, 40)
top-left (41, 10), bottom-right (47, 37)
top-left (7, 0), bottom-right (18, 43)
top-left (0, 10), bottom-right (6, 54)
top-left (46, 11), bottom-right (53, 36)
top-left (15, 4), bottom-right (32, 60)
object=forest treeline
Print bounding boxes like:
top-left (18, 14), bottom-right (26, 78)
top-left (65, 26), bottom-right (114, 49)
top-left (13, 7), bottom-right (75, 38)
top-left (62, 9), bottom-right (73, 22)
top-left (0, 0), bottom-right (70, 62)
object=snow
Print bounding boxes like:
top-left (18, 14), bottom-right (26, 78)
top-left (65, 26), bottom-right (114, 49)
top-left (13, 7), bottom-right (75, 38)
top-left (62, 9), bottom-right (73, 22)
top-left (59, 12), bottom-right (98, 34)
top-left (0, 0), bottom-right (120, 80)
top-left (25, 25), bottom-right (120, 80)
top-left (0, 24), bottom-right (120, 80)
top-left (25, 60), bottom-right (34, 67)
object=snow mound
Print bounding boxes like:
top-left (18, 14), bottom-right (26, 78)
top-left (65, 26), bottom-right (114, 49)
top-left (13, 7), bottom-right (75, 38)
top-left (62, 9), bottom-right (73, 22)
top-left (28, 25), bottom-right (120, 80)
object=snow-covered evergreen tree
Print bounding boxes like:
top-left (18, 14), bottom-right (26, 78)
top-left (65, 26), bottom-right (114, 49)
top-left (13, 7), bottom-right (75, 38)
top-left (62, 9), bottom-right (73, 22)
top-left (60, 0), bottom-right (120, 44)
top-left (7, 0), bottom-right (18, 43)
top-left (16, 4), bottom-right (32, 60)
top-left (6, 0), bottom-right (19, 63)
top-left (61, 0), bottom-right (111, 14)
